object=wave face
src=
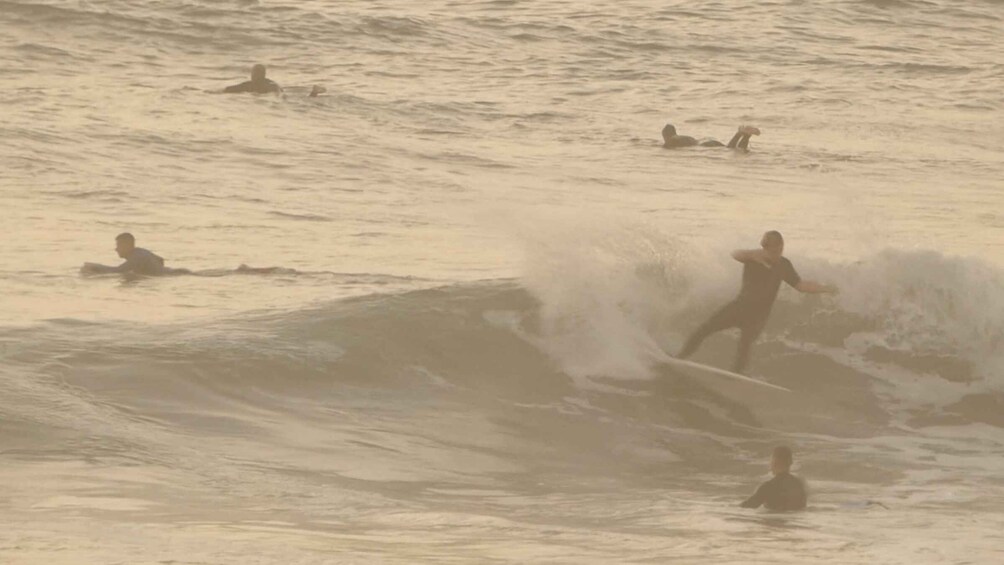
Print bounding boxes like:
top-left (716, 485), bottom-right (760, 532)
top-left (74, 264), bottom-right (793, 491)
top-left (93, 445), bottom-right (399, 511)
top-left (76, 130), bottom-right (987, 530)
top-left (4, 244), bottom-right (1004, 562)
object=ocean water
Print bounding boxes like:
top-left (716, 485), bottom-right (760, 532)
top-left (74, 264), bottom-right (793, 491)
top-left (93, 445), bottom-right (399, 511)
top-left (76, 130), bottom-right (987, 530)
top-left (2, 0), bottom-right (1004, 562)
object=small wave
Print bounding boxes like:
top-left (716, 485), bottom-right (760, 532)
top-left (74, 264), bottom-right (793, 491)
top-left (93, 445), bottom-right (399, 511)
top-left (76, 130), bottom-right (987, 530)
top-left (881, 62), bottom-right (973, 75)
top-left (41, 317), bottom-right (104, 327)
top-left (50, 189), bottom-right (130, 201)
top-left (419, 151), bottom-right (513, 169)
top-left (511, 33), bottom-right (544, 42)
top-left (860, 0), bottom-right (911, 9)
top-left (13, 43), bottom-right (78, 59)
top-left (953, 103), bottom-right (996, 111)
top-left (856, 44), bottom-right (923, 54)
top-left (358, 16), bottom-right (430, 38)
top-left (268, 211), bottom-right (333, 222)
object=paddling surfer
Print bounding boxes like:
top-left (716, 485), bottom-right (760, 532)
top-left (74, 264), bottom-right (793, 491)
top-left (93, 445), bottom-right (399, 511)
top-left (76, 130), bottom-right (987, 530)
top-left (740, 446), bottom-right (808, 511)
top-left (224, 63), bottom-right (282, 94)
top-left (81, 233), bottom-right (294, 277)
top-left (677, 231), bottom-right (836, 373)
top-left (81, 233), bottom-right (190, 276)
top-left (222, 63), bottom-right (325, 97)
top-left (662, 124), bottom-right (760, 151)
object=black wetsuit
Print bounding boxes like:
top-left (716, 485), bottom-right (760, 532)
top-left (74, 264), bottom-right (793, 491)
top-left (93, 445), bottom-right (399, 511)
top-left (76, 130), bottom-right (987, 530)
top-left (85, 247), bottom-right (192, 276)
top-left (740, 472), bottom-right (807, 511)
top-left (663, 130), bottom-right (752, 150)
top-left (116, 247), bottom-right (166, 275)
top-left (223, 78), bottom-right (281, 94)
top-left (678, 257), bottom-right (801, 372)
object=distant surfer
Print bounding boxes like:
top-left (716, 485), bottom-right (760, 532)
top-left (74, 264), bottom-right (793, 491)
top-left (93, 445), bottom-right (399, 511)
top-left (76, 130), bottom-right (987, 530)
top-left (80, 233), bottom-right (296, 277)
top-left (677, 231), bottom-right (837, 373)
top-left (222, 63), bottom-right (325, 97)
top-left (662, 124), bottom-right (760, 151)
top-left (81, 233), bottom-right (189, 276)
top-left (223, 63), bottom-right (282, 94)
top-left (740, 446), bottom-right (807, 511)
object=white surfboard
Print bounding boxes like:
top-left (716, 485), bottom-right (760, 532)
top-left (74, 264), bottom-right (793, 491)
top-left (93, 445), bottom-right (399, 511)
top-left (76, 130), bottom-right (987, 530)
top-left (659, 356), bottom-right (791, 393)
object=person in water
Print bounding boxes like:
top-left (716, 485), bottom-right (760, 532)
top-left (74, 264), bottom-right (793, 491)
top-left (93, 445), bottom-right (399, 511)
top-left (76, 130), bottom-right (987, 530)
top-left (223, 63), bottom-right (326, 97)
top-left (224, 63), bottom-right (282, 94)
top-left (662, 124), bottom-right (761, 150)
top-left (740, 446), bottom-right (808, 511)
top-left (81, 233), bottom-right (186, 276)
top-left (81, 234), bottom-right (293, 277)
top-left (677, 231), bottom-right (837, 373)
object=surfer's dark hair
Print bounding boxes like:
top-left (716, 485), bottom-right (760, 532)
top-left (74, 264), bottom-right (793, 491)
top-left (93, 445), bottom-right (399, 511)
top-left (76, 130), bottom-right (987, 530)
top-left (116, 232), bottom-right (135, 245)
top-left (761, 230), bottom-right (784, 248)
top-left (772, 445), bottom-right (793, 466)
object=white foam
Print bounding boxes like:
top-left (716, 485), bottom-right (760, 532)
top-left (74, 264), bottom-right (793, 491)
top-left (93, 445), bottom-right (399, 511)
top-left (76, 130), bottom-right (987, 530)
top-left (823, 249), bottom-right (1004, 384)
top-left (514, 217), bottom-right (1004, 398)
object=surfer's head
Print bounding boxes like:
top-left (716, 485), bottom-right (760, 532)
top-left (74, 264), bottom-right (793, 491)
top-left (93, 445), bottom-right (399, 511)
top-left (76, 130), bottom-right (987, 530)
top-left (115, 232), bottom-right (135, 258)
top-left (770, 445), bottom-right (794, 475)
top-left (760, 230), bottom-right (784, 260)
top-left (662, 123), bottom-right (678, 144)
top-left (251, 64), bottom-right (267, 82)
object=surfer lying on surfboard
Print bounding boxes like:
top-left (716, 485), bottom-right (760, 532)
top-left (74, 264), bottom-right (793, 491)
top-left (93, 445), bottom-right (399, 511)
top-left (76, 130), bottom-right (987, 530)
top-left (80, 233), bottom-right (289, 277)
top-left (662, 124), bottom-right (760, 151)
top-left (740, 445), bottom-right (807, 511)
top-left (677, 230), bottom-right (837, 374)
top-left (222, 63), bottom-right (325, 97)
top-left (81, 232), bottom-right (190, 276)
top-left (224, 63), bottom-right (282, 94)
top-left (222, 63), bottom-right (326, 98)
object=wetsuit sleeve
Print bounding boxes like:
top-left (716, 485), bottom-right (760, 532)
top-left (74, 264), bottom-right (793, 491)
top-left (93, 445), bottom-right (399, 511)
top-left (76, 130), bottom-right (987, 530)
top-left (740, 482), bottom-right (770, 508)
top-left (117, 250), bottom-right (159, 274)
top-left (111, 259), bottom-right (135, 273)
top-left (782, 259), bottom-right (801, 288)
top-left (82, 263), bottom-right (121, 274)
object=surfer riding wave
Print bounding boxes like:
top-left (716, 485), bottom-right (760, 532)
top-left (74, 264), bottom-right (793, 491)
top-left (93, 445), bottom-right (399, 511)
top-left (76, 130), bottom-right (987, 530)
top-left (677, 231), bottom-right (837, 374)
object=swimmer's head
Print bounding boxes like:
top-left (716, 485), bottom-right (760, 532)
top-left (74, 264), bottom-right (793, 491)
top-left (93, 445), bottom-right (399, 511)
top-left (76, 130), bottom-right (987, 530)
top-left (760, 230), bottom-right (784, 260)
top-left (115, 232), bottom-right (135, 258)
top-left (251, 64), bottom-right (267, 82)
top-left (770, 445), bottom-right (794, 475)
top-left (662, 123), bottom-right (678, 143)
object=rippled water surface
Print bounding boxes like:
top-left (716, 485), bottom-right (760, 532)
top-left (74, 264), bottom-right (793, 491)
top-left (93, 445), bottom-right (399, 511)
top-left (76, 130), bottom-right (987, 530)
top-left (2, 0), bottom-right (1003, 563)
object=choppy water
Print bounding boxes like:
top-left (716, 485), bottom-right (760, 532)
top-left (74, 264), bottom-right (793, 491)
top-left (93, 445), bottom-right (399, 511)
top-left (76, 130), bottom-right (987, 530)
top-left (2, 0), bottom-right (1004, 563)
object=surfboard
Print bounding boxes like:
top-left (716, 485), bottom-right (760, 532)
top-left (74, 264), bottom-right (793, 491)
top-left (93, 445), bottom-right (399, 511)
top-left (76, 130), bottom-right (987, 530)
top-left (659, 356), bottom-right (791, 393)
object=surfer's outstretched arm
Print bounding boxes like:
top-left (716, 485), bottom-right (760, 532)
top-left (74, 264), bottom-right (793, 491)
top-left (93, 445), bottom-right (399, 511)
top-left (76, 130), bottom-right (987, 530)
top-left (81, 262), bottom-right (122, 274)
top-left (794, 280), bottom-right (838, 294)
top-left (731, 248), bottom-right (762, 262)
top-left (731, 248), bottom-right (772, 268)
